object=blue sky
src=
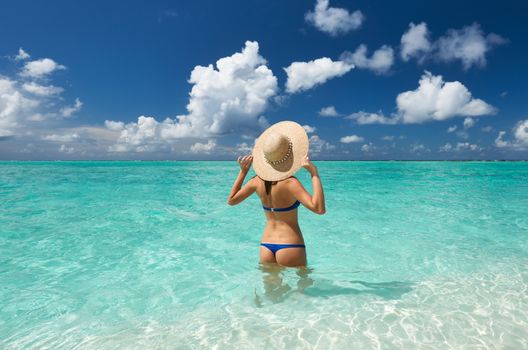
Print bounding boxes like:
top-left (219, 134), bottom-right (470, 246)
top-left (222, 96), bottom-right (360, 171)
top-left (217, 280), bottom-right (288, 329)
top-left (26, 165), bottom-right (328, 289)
top-left (0, 0), bottom-right (527, 160)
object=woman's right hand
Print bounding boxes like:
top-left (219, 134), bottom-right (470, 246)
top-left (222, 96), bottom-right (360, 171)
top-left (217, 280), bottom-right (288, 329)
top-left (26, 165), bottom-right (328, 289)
top-left (237, 154), bottom-right (253, 173)
top-left (301, 155), bottom-right (318, 175)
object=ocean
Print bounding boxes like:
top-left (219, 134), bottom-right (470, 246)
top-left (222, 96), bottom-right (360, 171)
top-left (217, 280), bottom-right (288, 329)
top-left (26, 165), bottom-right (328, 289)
top-left (1, 161), bottom-right (527, 349)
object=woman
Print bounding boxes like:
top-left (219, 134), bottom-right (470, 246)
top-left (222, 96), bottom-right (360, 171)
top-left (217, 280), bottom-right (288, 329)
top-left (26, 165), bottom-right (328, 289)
top-left (227, 121), bottom-right (326, 267)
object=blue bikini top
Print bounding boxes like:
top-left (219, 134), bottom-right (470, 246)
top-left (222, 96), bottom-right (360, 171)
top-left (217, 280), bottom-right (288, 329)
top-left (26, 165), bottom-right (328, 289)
top-left (262, 200), bottom-right (301, 212)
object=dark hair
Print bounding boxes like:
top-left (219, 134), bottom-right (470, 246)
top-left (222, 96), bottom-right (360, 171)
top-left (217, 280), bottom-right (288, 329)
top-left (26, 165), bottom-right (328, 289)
top-left (264, 180), bottom-right (278, 196)
top-left (265, 180), bottom-right (273, 196)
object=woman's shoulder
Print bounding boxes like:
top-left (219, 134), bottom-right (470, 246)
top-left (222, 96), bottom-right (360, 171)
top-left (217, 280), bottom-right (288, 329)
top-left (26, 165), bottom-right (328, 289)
top-left (282, 176), bottom-right (301, 186)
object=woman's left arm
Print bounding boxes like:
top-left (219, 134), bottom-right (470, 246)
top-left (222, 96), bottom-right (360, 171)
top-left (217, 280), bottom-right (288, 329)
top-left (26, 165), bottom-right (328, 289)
top-left (227, 155), bottom-right (256, 206)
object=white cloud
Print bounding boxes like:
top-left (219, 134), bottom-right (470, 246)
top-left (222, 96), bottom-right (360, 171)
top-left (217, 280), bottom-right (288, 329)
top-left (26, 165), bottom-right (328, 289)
top-left (456, 130), bottom-right (469, 139)
top-left (190, 139), bottom-right (216, 154)
top-left (305, 0), bottom-right (364, 36)
top-left (347, 73), bottom-right (495, 125)
top-left (396, 71), bottom-right (495, 123)
top-left (108, 116), bottom-right (167, 153)
top-left (43, 133), bottom-right (80, 142)
top-left (498, 120), bottom-right (528, 150)
top-left (436, 23), bottom-right (507, 70)
top-left (60, 98), bottom-right (83, 117)
top-left (340, 135), bottom-right (364, 143)
top-left (309, 134), bottom-right (335, 153)
top-left (22, 82), bottom-right (63, 96)
top-left (455, 142), bottom-right (481, 151)
top-left (447, 125), bottom-right (457, 133)
top-left (104, 120), bottom-right (125, 131)
top-left (481, 126), bottom-right (493, 133)
top-left (341, 44), bottom-right (394, 74)
top-left (21, 58), bottom-right (66, 78)
top-left (0, 50), bottom-right (79, 138)
top-left (15, 48), bottom-right (30, 61)
top-left (440, 142), bottom-right (481, 152)
top-left (410, 143), bottom-right (429, 153)
top-left (59, 144), bottom-right (75, 154)
top-left (346, 111), bottom-right (398, 125)
top-left (401, 22), bottom-right (431, 62)
top-left (495, 131), bottom-right (509, 148)
top-left (439, 143), bottom-right (453, 152)
top-left (513, 120), bottom-right (528, 145)
top-left (382, 135), bottom-right (395, 141)
top-left (284, 57), bottom-right (353, 93)
top-left (319, 105), bottom-right (339, 117)
top-left (401, 22), bottom-right (507, 70)
top-left (235, 142), bottom-right (253, 154)
top-left (361, 142), bottom-right (375, 152)
top-left (463, 117), bottom-right (476, 129)
top-left (302, 124), bottom-right (317, 133)
top-left (0, 78), bottom-right (39, 137)
top-left (108, 41), bottom-right (278, 152)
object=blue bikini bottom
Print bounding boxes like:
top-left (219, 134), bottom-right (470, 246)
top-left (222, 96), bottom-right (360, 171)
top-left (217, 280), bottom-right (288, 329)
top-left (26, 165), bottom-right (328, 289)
top-left (260, 243), bottom-right (306, 255)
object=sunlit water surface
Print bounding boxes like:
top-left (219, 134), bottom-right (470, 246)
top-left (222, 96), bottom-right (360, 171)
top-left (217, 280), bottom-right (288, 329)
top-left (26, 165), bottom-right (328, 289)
top-left (1, 161), bottom-right (527, 349)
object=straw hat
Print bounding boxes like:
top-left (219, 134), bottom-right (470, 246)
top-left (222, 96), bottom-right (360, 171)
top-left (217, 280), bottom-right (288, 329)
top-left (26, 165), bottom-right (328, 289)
top-left (252, 121), bottom-right (309, 181)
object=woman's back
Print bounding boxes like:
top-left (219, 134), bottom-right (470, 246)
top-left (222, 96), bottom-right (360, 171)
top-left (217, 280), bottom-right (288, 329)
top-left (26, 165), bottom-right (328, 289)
top-left (255, 177), bottom-right (303, 244)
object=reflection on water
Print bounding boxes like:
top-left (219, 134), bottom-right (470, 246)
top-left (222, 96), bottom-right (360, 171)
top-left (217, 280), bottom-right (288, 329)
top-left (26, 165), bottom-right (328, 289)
top-left (255, 263), bottom-right (414, 306)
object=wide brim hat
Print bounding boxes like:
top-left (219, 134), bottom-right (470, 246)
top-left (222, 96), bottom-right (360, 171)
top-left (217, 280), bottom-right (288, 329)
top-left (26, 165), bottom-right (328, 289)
top-left (252, 121), bottom-right (309, 181)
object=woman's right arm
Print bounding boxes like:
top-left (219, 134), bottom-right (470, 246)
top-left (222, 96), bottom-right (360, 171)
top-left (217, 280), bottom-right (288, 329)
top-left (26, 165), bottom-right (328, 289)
top-left (289, 156), bottom-right (326, 215)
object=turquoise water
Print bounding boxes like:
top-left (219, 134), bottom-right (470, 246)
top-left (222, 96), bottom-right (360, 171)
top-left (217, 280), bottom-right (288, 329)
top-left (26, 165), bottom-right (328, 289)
top-left (1, 161), bottom-right (527, 349)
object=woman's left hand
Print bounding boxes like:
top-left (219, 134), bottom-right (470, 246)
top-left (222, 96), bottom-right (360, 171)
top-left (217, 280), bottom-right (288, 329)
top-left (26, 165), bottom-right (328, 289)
top-left (237, 154), bottom-right (253, 172)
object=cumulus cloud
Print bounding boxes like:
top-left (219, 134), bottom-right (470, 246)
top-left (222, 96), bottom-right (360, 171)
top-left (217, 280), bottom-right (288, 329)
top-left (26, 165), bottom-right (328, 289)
top-left (104, 120), bottom-right (125, 131)
top-left (345, 111), bottom-right (397, 125)
top-left (15, 48), bottom-right (30, 61)
top-left (439, 142), bottom-right (481, 152)
top-left (396, 71), bottom-right (495, 123)
top-left (340, 135), bottom-right (364, 143)
top-left (361, 142), bottom-right (375, 152)
top-left (108, 116), bottom-right (167, 153)
top-left (22, 82), bottom-right (64, 96)
top-left (496, 120), bottom-right (528, 149)
top-left (235, 142), bottom-right (253, 154)
top-left (513, 120), bottom-right (528, 145)
top-left (302, 124), bottom-right (317, 133)
top-left (347, 72), bottom-right (495, 125)
top-left (59, 144), bottom-right (75, 154)
top-left (21, 58), bottom-right (66, 78)
top-left (108, 41), bottom-right (278, 152)
top-left (455, 142), bottom-right (481, 151)
top-left (319, 105), bottom-right (339, 117)
top-left (410, 143), bottom-right (429, 153)
top-left (284, 57), bottom-right (353, 93)
top-left (401, 22), bottom-right (432, 62)
top-left (439, 143), bottom-right (453, 152)
top-left (463, 117), bottom-right (476, 129)
top-left (0, 49), bottom-right (81, 139)
top-left (382, 135), bottom-right (395, 141)
top-left (447, 125), bottom-right (457, 133)
top-left (43, 133), bottom-right (80, 142)
top-left (400, 22), bottom-right (507, 69)
top-left (60, 98), bottom-right (83, 117)
top-left (341, 44), bottom-right (394, 74)
top-left (436, 23), bottom-right (507, 70)
top-left (0, 78), bottom-right (39, 137)
top-left (190, 139), bottom-right (216, 154)
top-left (309, 134), bottom-right (335, 153)
top-left (495, 131), bottom-right (509, 148)
top-left (305, 0), bottom-right (364, 36)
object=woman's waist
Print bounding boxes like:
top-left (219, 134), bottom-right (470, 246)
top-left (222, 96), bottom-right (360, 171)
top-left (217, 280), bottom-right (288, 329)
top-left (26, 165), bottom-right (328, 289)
top-left (261, 227), bottom-right (304, 244)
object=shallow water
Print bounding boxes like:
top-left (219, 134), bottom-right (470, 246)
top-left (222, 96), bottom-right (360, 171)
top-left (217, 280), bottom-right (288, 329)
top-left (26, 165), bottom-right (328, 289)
top-left (1, 161), bottom-right (527, 349)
